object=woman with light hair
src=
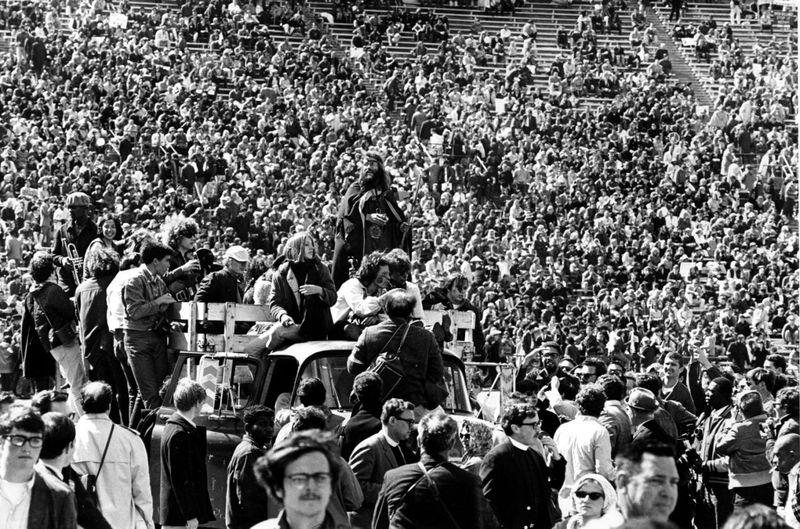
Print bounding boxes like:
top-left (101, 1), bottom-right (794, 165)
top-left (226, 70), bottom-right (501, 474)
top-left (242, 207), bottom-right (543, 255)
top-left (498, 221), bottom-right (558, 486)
top-left (261, 232), bottom-right (336, 352)
top-left (555, 473), bottom-right (618, 529)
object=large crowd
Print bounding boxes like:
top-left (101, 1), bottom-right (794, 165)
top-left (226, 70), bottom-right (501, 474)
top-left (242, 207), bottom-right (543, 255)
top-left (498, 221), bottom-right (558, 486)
top-left (0, 0), bottom-right (797, 527)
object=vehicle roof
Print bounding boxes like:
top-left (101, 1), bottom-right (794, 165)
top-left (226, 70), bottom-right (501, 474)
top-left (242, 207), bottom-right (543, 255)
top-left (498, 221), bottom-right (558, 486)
top-left (270, 340), bottom-right (462, 365)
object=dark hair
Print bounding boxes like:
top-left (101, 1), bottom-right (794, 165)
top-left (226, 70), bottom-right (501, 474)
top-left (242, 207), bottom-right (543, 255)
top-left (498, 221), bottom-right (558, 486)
top-left (96, 213), bottom-right (122, 241)
top-left (746, 368), bottom-right (775, 393)
top-left (576, 384), bottom-right (607, 417)
top-left (243, 405), bottom-right (275, 430)
top-left (722, 504), bottom-right (792, 529)
top-left (383, 249), bottom-right (412, 278)
top-left (500, 401), bottom-right (538, 436)
top-left (710, 377), bottom-right (734, 401)
top-left (165, 217), bottom-right (199, 249)
top-left (765, 354), bottom-right (787, 372)
top-left (558, 374), bottom-right (581, 401)
top-left (583, 357), bottom-right (608, 377)
top-left (776, 387), bottom-right (799, 417)
top-left (381, 398), bottom-right (415, 425)
top-left (292, 407), bottom-right (327, 432)
top-left (31, 390), bottom-right (69, 414)
top-left (663, 352), bottom-right (683, 367)
top-left (40, 412), bottom-right (76, 460)
top-left (598, 375), bottom-right (626, 401)
top-left (355, 251), bottom-right (388, 286)
top-left (141, 240), bottom-right (173, 265)
top-left (351, 371), bottom-right (383, 407)
top-left (418, 413), bottom-right (457, 456)
top-left (246, 255), bottom-right (271, 288)
top-left (384, 289), bottom-right (416, 318)
top-left (0, 406), bottom-right (44, 436)
top-left (87, 247), bottom-right (120, 279)
top-left (173, 378), bottom-right (206, 412)
top-left (253, 430), bottom-right (340, 500)
top-left (443, 273), bottom-right (470, 292)
top-left (616, 441), bottom-right (677, 473)
top-left (80, 382), bottom-right (113, 413)
top-left (29, 252), bottom-right (57, 283)
top-left (297, 378), bottom-right (326, 407)
top-left (635, 373), bottom-right (662, 394)
top-left (737, 391), bottom-right (764, 418)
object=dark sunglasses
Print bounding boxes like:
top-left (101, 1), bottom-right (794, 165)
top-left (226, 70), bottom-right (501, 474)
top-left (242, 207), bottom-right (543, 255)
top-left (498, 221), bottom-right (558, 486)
top-left (575, 491), bottom-right (604, 501)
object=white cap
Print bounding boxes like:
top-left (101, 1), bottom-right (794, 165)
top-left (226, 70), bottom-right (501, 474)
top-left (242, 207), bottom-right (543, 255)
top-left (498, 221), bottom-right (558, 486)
top-left (224, 245), bottom-right (250, 263)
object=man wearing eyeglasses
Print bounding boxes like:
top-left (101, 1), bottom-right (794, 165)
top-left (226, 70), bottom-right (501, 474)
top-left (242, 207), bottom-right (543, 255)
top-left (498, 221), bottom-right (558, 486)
top-left (0, 406), bottom-right (77, 529)
top-left (349, 399), bottom-right (416, 529)
top-left (480, 400), bottom-right (565, 529)
top-left (252, 430), bottom-right (338, 529)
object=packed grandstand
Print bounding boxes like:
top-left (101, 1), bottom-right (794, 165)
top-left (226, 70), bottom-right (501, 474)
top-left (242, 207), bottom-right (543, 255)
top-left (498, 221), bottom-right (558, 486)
top-left (0, 0), bottom-right (796, 385)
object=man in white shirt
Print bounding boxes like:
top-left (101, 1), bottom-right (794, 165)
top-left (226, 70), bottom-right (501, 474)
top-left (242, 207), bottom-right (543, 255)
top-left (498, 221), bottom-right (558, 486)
top-left (772, 434), bottom-right (800, 528)
top-left (0, 406), bottom-right (76, 529)
top-left (554, 384), bottom-right (614, 511)
top-left (72, 382), bottom-right (154, 529)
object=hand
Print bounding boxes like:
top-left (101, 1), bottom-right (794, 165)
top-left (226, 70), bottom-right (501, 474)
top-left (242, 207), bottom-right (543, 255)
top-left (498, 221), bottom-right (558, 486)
top-left (186, 518), bottom-right (199, 529)
top-left (299, 284), bottom-right (323, 297)
top-left (180, 259), bottom-right (201, 275)
top-left (539, 434), bottom-right (561, 461)
top-left (367, 213), bottom-right (388, 226)
top-left (155, 293), bottom-right (175, 306)
top-left (550, 375), bottom-right (560, 391)
top-left (280, 314), bottom-right (295, 327)
top-left (697, 346), bottom-right (711, 367)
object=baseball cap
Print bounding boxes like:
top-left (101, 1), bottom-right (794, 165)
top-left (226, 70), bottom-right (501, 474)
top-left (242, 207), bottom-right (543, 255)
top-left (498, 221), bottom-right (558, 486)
top-left (65, 192), bottom-right (91, 207)
top-left (625, 388), bottom-right (658, 412)
top-left (224, 245), bottom-right (250, 263)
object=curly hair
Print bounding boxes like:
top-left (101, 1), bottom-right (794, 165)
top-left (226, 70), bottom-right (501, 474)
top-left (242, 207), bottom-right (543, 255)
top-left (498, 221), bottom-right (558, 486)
top-left (162, 216), bottom-right (199, 249)
top-left (355, 251), bottom-right (388, 286)
top-left (576, 384), bottom-right (607, 417)
top-left (460, 417), bottom-right (494, 458)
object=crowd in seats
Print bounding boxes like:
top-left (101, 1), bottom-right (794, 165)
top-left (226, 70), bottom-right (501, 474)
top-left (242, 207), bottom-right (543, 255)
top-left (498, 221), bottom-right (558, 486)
top-left (0, 0), bottom-right (796, 399)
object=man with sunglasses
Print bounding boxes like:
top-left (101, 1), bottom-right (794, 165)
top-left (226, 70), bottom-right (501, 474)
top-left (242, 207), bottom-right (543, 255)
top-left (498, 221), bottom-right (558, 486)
top-left (0, 406), bottom-right (77, 529)
top-left (481, 400), bottom-right (565, 529)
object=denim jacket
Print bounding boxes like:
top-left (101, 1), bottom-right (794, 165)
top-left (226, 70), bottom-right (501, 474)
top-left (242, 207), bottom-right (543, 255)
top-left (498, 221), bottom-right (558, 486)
top-left (121, 265), bottom-right (170, 332)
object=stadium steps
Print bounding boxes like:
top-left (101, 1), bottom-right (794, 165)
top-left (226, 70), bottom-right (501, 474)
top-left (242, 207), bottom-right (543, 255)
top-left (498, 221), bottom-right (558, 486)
top-left (645, 6), bottom-right (713, 108)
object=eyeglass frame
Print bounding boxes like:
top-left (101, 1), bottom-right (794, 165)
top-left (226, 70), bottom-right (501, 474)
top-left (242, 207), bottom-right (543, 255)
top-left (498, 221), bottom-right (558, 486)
top-left (393, 416), bottom-right (416, 427)
top-left (284, 472), bottom-right (332, 488)
top-left (2, 434), bottom-right (44, 448)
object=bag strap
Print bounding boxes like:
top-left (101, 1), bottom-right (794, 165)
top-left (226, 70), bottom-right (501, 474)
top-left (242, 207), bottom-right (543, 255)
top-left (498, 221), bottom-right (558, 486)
top-left (417, 462), bottom-right (462, 529)
top-left (376, 323), bottom-right (408, 358)
top-left (96, 424), bottom-right (115, 477)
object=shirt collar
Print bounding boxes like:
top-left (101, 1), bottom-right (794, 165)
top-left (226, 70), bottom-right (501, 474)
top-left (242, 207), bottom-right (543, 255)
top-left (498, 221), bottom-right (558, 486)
top-left (383, 431), bottom-right (399, 448)
top-left (177, 410), bottom-right (197, 427)
top-left (40, 462), bottom-right (64, 480)
top-left (508, 436), bottom-right (530, 451)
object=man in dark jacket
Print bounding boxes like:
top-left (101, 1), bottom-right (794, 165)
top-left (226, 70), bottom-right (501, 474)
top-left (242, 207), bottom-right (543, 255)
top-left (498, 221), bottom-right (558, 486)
top-left (160, 379), bottom-right (215, 529)
top-left (341, 371), bottom-right (383, 460)
top-left (22, 252), bottom-right (87, 417)
top-left (348, 289), bottom-right (446, 413)
top-left (52, 192), bottom-right (98, 296)
top-left (36, 412), bottom-right (111, 529)
top-left (226, 406), bottom-right (274, 529)
top-left (480, 400), bottom-right (566, 529)
top-left (374, 413), bottom-right (484, 529)
top-left (194, 245), bottom-right (248, 303)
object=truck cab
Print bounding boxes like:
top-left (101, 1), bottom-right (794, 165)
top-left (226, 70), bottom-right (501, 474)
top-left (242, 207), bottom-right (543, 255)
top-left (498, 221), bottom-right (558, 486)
top-left (148, 336), bottom-right (475, 528)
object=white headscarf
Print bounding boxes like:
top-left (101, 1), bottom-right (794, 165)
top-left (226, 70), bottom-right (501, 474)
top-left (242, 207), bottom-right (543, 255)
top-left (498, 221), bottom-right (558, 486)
top-left (568, 473), bottom-right (618, 517)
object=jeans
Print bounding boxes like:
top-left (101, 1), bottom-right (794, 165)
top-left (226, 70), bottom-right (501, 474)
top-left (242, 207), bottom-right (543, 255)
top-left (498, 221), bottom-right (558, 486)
top-left (124, 329), bottom-right (169, 410)
top-left (88, 352), bottom-right (130, 426)
top-left (50, 341), bottom-right (88, 417)
top-left (114, 330), bottom-right (142, 426)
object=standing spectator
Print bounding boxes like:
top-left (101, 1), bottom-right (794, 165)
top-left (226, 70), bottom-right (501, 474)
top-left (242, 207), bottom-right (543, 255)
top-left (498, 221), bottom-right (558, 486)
top-left (598, 375), bottom-right (633, 458)
top-left (555, 473), bottom-right (618, 529)
top-left (75, 248), bottom-right (127, 425)
top-left (159, 379), bottom-right (215, 529)
top-left (0, 406), bottom-right (77, 529)
top-left (772, 434), bottom-right (800, 528)
top-left (661, 352), bottom-right (696, 414)
top-left (695, 377), bottom-right (735, 529)
top-left (716, 391), bottom-right (775, 507)
top-left (373, 413), bottom-right (484, 529)
top-left (121, 241), bottom-right (176, 411)
top-left (348, 289), bottom-right (446, 414)
top-left (554, 384), bottom-right (614, 501)
top-left (52, 192), bottom-right (98, 297)
top-left (480, 400), bottom-right (566, 529)
top-left (194, 245), bottom-right (249, 303)
top-left (458, 417), bottom-right (495, 475)
top-left (744, 368), bottom-right (776, 416)
top-left (21, 252), bottom-right (87, 416)
top-left (422, 272), bottom-right (486, 357)
top-left (71, 382), bottom-right (154, 529)
top-left (36, 412), bottom-right (111, 529)
top-left (226, 406), bottom-right (275, 529)
top-left (340, 372), bottom-right (383, 460)
top-left (627, 388), bottom-right (676, 446)
top-left (332, 153), bottom-right (410, 287)
top-left (348, 398), bottom-right (416, 528)
top-left (595, 442), bottom-right (679, 525)
top-left (252, 431), bottom-right (339, 529)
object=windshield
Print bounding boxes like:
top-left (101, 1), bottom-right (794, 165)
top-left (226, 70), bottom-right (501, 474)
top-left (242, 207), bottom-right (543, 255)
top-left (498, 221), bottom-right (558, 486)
top-left (294, 352), bottom-right (472, 413)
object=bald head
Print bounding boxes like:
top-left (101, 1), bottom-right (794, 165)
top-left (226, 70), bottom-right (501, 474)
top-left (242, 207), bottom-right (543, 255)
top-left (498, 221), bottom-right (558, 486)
top-left (773, 434), bottom-right (800, 474)
top-left (80, 382), bottom-right (113, 414)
